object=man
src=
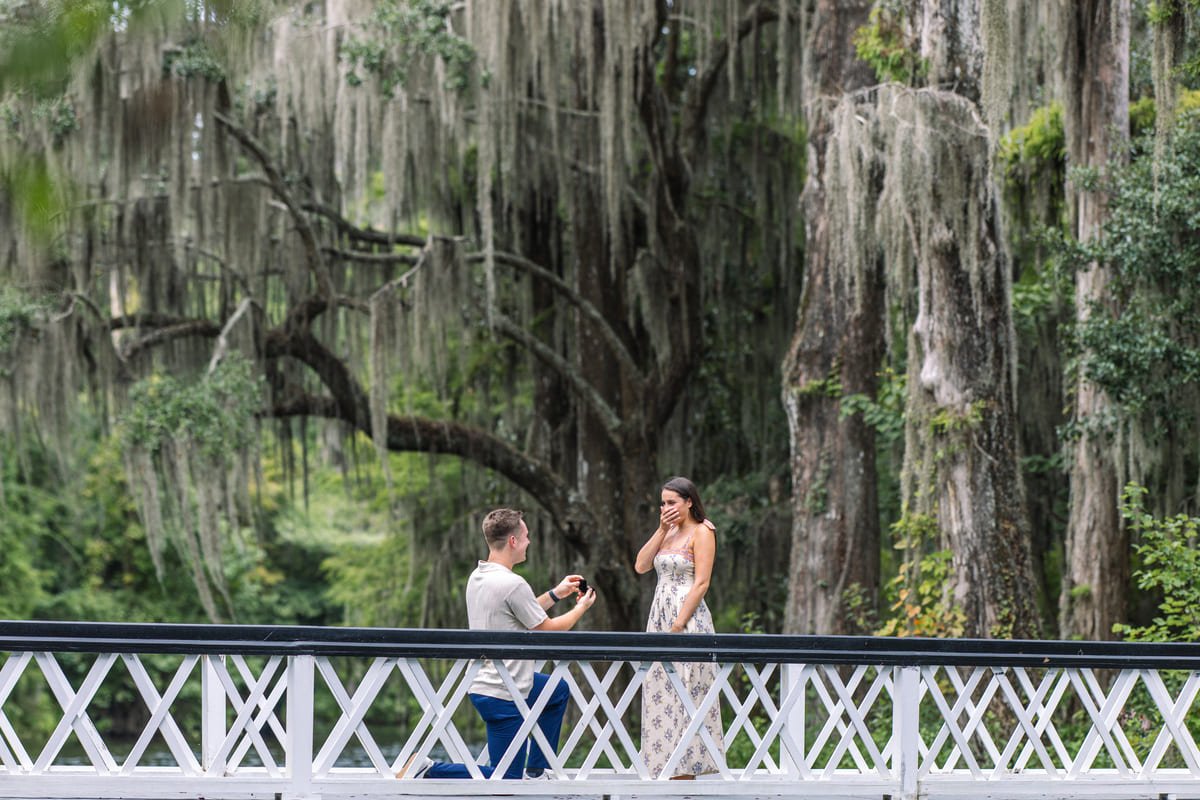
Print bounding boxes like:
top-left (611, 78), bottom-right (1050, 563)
top-left (399, 508), bottom-right (597, 780)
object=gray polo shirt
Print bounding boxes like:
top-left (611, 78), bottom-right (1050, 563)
top-left (466, 561), bottom-right (549, 700)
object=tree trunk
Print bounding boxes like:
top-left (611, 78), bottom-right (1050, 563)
top-left (883, 86), bottom-right (1040, 640)
top-left (1059, 0), bottom-right (1130, 642)
top-left (572, 181), bottom-right (644, 632)
top-left (781, 0), bottom-right (880, 636)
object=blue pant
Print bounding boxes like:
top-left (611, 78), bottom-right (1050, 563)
top-left (425, 672), bottom-right (570, 779)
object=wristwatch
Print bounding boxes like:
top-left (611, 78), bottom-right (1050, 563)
top-left (548, 588), bottom-right (560, 602)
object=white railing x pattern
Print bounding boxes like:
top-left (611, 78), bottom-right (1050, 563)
top-left (2, 622), bottom-right (1200, 799)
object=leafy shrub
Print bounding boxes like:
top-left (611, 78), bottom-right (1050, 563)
top-left (852, 4), bottom-right (927, 85)
top-left (1113, 483), bottom-right (1200, 642)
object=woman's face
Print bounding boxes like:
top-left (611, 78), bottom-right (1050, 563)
top-left (661, 489), bottom-right (692, 523)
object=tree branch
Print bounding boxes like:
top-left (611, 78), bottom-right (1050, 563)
top-left (490, 313), bottom-right (625, 438)
top-left (468, 250), bottom-right (645, 388)
top-left (324, 247), bottom-right (422, 266)
top-left (213, 112), bottom-right (334, 298)
top-left (304, 201), bottom-right (426, 248)
top-left (269, 389), bottom-right (592, 554)
top-left (109, 312), bottom-right (210, 331)
top-left (119, 321), bottom-right (222, 360)
top-left (206, 297), bottom-right (261, 376)
top-left (681, 3), bottom-right (779, 153)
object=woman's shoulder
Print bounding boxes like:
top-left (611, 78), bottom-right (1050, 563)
top-left (686, 518), bottom-right (715, 545)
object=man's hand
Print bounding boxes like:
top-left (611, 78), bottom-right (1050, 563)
top-left (552, 574), bottom-right (584, 599)
top-left (532, 583), bottom-right (597, 631)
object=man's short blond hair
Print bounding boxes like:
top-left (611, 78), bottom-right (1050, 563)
top-left (482, 508), bottom-right (524, 549)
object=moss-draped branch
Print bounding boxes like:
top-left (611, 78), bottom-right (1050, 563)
top-left (265, 328), bottom-right (593, 552)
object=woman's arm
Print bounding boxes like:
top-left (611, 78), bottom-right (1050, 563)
top-left (635, 526), bottom-right (669, 573)
top-left (636, 503), bottom-right (680, 573)
top-left (670, 525), bottom-right (715, 632)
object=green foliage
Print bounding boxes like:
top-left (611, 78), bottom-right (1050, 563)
top-left (1057, 110), bottom-right (1200, 438)
top-left (797, 372), bottom-right (842, 398)
top-left (929, 400), bottom-right (985, 437)
top-left (1143, 1), bottom-right (1200, 87)
top-left (998, 102), bottom-right (1066, 183)
top-left (911, 400), bottom-right (987, 464)
top-left (703, 471), bottom-right (791, 634)
top-left (0, 1), bottom-right (256, 98)
top-left (852, 4), bottom-right (927, 85)
top-left (876, 512), bottom-right (966, 638)
top-left (0, 480), bottom-right (47, 619)
top-left (2, 94), bottom-right (82, 145)
top-left (162, 41), bottom-right (226, 81)
top-left (341, 0), bottom-right (477, 96)
top-left (0, 158), bottom-right (69, 243)
top-left (1130, 95), bottom-right (1157, 139)
top-left (1011, 252), bottom-right (1071, 338)
top-left (840, 366), bottom-right (906, 445)
top-left (0, 0), bottom-right (110, 96)
top-left (42, 95), bottom-right (78, 142)
top-left (998, 101), bottom-right (1066, 232)
top-left (1113, 484), bottom-right (1200, 642)
top-left (1129, 90), bottom-right (1200, 138)
top-left (0, 288), bottom-right (53, 366)
top-left (1, 420), bottom-right (195, 623)
top-left (120, 357), bottom-right (262, 462)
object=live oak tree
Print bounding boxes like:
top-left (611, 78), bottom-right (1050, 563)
top-left (0, 0), bottom-right (803, 628)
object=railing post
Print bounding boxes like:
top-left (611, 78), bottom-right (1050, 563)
top-left (893, 665), bottom-right (919, 800)
top-left (201, 654), bottom-right (226, 773)
top-left (781, 663), bottom-right (805, 777)
top-left (286, 654), bottom-right (315, 800)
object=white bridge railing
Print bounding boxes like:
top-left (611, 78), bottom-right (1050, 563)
top-left (2, 622), bottom-right (1200, 799)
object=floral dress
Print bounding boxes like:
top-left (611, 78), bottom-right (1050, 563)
top-left (640, 520), bottom-right (726, 778)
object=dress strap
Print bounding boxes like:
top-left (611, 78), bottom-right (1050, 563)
top-left (683, 519), bottom-right (714, 548)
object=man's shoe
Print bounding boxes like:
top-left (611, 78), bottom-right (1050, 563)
top-left (525, 769), bottom-right (551, 780)
top-left (396, 754), bottom-right (433, 779)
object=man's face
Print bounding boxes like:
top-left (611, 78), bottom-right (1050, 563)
top-left (510, 520), bottom-right (531, 564)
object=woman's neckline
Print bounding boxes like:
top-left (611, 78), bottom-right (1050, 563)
top-left (663, 521), bottom-right (697, 548)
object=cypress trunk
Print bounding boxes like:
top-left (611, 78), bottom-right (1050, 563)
top-left (1059, 0), bottom-right (1130, 641)
top-left (781, 0), bottom-right (880, 636)
top-left (888, 86), bottom-right (1040, 639)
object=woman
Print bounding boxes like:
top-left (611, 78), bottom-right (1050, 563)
top-left (635, 476), bottom-right (726, 779)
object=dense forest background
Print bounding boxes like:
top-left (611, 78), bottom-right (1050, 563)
top-left (1, 0), bottom-right (1199, 645)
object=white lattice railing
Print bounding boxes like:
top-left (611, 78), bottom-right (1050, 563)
top-left (2, 622), bottom-right (1200, 799)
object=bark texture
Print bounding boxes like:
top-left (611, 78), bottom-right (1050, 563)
top-left (885, 86), bottom-right (1040, 639)
top-left (1059, 0), bottom-right (1130, 642)
top-left (781, 0), bottom-right (880, 635)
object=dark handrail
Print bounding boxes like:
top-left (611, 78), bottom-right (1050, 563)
top-left (2, 620), bottom-right (1200, 669)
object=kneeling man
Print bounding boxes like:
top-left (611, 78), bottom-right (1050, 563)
top-left (399, 508), bottom-right (596, 780)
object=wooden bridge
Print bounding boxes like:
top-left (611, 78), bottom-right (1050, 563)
top-left (2, 621), bottom-right (1200, 799)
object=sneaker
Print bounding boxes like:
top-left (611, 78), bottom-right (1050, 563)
top-left (525, 769), bottom-right (550, 780)
top-left (396, 754), bottom-right (433, 779)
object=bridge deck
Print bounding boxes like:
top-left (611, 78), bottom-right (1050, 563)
top-left (3, 622), bottom-right (1200, 800)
